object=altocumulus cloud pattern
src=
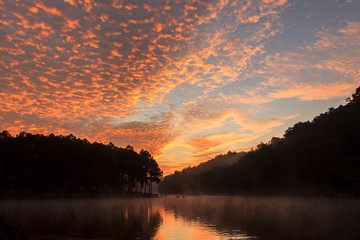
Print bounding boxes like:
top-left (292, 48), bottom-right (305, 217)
top-left (0, 0), bottom-right (359, 174)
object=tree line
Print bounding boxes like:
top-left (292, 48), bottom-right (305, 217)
top-left (0, 132), bottom-right (162, 198)
top-left (159, 86), bottom-right (360, 197)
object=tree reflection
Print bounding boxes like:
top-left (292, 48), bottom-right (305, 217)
top-left (161, 196), bottom-right (360, 240)
top-left (0, 199), bottom-right (161, 240)
top-left (2, 197), bottom-right (360, 240)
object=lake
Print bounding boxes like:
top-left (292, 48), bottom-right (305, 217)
top-left (1, 196), bottom-right (360, 239)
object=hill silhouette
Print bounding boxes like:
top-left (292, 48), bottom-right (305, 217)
top-left (159, 86), bottom-right (360, 197)
top-left (159, 151), bottom-right (244, 194)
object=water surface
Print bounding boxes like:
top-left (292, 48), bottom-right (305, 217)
top-left (1, 196), bottom-right (360, 240)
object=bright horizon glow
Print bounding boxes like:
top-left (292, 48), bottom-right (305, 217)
top-left (0, 0), bottom-right (359, 175)
top-left (153, 204), bottom-right (252, 240)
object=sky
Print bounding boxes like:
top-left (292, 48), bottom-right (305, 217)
top-left (0, 0), bottom-right (359, 175)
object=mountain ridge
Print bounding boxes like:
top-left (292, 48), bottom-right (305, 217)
top-left (159, 86), bottom-right (360, 197)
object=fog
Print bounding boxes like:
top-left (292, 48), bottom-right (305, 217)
top-left (161, 196), bottom-right (360, 240)
top-left (0, 199), bottom-right (160, 240)
top-left (1, 196), bottom-right (360, 240)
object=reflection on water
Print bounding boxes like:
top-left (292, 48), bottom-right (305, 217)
top-left (160, 196), bottom-right (360, 240)
top-left (0, 199), bottom-right (160, 240)
top-left (154, 205), bottom-right (254, 240)
top-left (1, 196), bottom-right (360, 240)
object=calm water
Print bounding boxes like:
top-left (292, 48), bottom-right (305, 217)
top-left (1, 196), bottom-right (360, 240)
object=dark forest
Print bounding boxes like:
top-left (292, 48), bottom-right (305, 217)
top-left (0, 133), bottom-right (162, 198)
top-left (159, 86), bottom-right (360, 197)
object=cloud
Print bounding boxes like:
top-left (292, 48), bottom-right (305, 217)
top-left (256, 21), bottom-right (360, 102)
top-left (157, 95), bottom-right (299, 169)
top-left (268, 83), bottom-right (355, 101)
top-left (187, 135), bottom-right (225, 153)
top-left (0, 109), bottom-right (175, 157)
top-left (159, 20), bottom-right (360, 170)
top-left (7, 0), bottom-right (359, 175)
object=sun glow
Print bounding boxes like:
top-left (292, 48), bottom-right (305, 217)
top-left (0, 0), bottom-right (359, 175)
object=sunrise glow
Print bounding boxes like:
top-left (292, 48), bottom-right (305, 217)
top-left (1, 0), bottom-right (359, 175)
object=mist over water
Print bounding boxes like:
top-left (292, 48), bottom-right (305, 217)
top-left (1, 196), bottom-right (360, 240)
top-left (160, 196), bottom-right (360, 240)
top-left (0, 198), bottom-right (160, 240)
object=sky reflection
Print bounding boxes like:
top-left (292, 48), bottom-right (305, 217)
top-left (1, 197), bottom-right (360, 239)
top-left (154, 207), bottom-right (255, 240)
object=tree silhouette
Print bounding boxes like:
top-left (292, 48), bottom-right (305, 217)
top-left (160, 86), bottom-right (360, 197)
top-left (0, 133), bottom-right (162, 198)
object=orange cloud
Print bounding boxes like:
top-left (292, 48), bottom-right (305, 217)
top-left (5, 0), bottom-right (355, 176)
top-left (187, 136), bottom-right (224, 153)
top-left (259, 21), bottom-right (360, 102)
top-left (34, 1), bottom-right (62, 16)
top-left (269, 83), bottom-right (356, 101)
